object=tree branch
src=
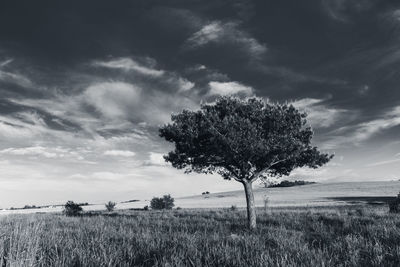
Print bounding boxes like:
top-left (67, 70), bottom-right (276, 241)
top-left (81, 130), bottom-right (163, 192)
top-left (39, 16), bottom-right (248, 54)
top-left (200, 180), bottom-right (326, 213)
top-left (250, 158), bottom-right (289, 182)
top-left (225, 165), bottom-right (242, 182)
top-left (204, 116), bottom-right (240, 156)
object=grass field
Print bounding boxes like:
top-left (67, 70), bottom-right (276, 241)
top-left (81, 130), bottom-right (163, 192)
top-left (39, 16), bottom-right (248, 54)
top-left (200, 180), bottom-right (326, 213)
top-left (0, 206), bottom-right (399, 266)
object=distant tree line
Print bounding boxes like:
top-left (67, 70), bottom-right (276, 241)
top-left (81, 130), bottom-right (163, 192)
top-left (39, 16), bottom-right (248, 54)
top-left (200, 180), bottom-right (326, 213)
top-left (266, 180), bottom-right (316, 188)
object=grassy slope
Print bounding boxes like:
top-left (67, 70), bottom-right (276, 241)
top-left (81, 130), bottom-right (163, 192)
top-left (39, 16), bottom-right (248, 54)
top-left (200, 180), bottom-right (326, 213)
top-left (175, 181), bottom-right (400, 208)
top-left (0, 206), bottom-right (400, 266)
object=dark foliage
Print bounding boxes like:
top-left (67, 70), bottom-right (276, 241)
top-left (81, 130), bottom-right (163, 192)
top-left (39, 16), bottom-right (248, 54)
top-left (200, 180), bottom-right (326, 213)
top-left (120, 199), bottom-right (139, 203)
top-left (63, 201), bottom-right (83, 216)
top-left (22, 205), bottom-right (37, 209)
top-left (389, 200), bottom-right (400, 213)
top-left (159, 96), bottom-right (332, 229)
top-left (267, 180), bottom-right (316, 188)
top-left (389, 192), bottom-right (400, 213)
top-left (159, 96), bottom-right (333, 182)
top-left (150, 195), bottom-right (175, 210)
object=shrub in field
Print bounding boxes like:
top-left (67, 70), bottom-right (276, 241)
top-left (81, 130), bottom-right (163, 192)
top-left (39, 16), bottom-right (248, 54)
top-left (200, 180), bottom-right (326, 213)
top-left (105, 201), bottom-right (116, 212)
top-left (150, 194), bottom-right (174, 210)
top-left (389, 200), bottom-right (400, 213)
top-left (389, 192), bottom-right (400, 213)
top-left (230, 205), bottom-right (237, 211)
top-left (143, 205), bottom-right (149, 211)
top-left (63, 201), bottom-right (83, 216)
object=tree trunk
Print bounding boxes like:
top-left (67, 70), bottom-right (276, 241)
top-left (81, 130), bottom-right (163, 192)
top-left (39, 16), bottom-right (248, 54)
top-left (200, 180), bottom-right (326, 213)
top-left (242, 180), bottom-right (256, 230)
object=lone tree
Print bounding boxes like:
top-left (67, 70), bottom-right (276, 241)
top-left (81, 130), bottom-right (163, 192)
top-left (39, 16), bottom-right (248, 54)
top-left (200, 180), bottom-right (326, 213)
top-left (159, 97), bottom-right (332, 229)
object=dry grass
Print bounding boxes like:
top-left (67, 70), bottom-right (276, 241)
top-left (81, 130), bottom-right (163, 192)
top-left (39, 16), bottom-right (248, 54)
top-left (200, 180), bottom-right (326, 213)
top-left (0, 206), bottom-right (399, 266)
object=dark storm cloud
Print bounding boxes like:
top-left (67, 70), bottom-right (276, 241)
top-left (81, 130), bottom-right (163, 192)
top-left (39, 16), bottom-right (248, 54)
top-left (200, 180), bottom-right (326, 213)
top-left (0, 0), bottom-right (400, 198)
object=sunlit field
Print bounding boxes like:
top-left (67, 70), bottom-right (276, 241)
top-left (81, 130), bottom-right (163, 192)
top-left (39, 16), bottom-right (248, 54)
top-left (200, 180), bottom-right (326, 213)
top-left (1, 206), bottom-right (399, 266)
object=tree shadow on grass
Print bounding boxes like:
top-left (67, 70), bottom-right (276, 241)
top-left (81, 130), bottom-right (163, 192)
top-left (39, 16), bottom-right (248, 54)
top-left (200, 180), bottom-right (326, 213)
top-left (327, 196), bottom-right (396, 205)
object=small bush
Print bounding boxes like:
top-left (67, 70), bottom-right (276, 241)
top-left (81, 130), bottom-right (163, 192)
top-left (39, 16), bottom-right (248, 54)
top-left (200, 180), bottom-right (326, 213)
top-left (176, 207), bottom-right (182, 210)
top-left (63, 201), bottom-right (83, 216)
top-left (389, 200), bottom-right (400, 213)
top-left (105, 201), bottom-right (116, 212)
top-left (389, 193), bottom-right (400, 213)
top-left (230, 205), bottom-right (237, 211)
top-left (143, 205), bottom-right (149, 211)
top-left (150, 194), bottom-right (175, 210)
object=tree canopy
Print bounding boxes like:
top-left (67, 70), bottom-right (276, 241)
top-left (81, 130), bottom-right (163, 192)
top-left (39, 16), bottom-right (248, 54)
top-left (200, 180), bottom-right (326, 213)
top-left (159, 97), bottom-right (333, 184)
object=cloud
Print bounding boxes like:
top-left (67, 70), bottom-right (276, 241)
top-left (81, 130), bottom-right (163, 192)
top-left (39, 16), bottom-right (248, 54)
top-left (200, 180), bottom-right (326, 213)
top-left (0, 58), bottom-right (36, 89)
top-left (287, 165), bottom-right (360, 182)
top-left (322, 0), bottom-right (378, 22)
top-left (82, 80), bottom-right (197, 124)
top-left (291, 98), bottom-right (350, 128)
top-left (0, 69), bottom-right (33, 88)
top-left (323, 106), bottom-right (400, 148)
top-left (346, 106), bottom-right (400, 142)
top-left (208, 81), bottom-right (253, 96)
top-left (186, 22), bottom-right (222, 46)
top-left (84, 82), bottom-right (142, 119)
top-left (177, 77), bottom-right (195, 92)
top-left (0, 119), bottom-right (34, 139)
top-left (92, 57), bottom-right (164, 77)
top-left (0, 146), bottom-right (58, 158)
top-left (0, 59), bottom-right (13, 67)
top-left (104, 150), bottom-right (135, 157)
top-left (366, 158), bottom-right (400, 167)
top-left (146, 152), bottom-right (167, 166)
top-left (184, 21), bottom-right (267, 59)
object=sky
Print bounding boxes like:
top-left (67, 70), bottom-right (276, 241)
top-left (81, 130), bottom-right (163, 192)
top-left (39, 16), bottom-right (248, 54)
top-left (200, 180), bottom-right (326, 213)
top-left (0, 0), bottom-right (400, 207)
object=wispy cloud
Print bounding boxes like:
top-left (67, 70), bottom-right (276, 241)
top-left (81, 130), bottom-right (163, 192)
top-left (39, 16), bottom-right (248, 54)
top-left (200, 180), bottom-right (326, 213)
top-left (0, 146), bottom-right (87, 161)
top-left (366, 158), bottom-right (400, 167)
top-left (322, 0), bottom-right (377, 22)
top-left (345, 106), bottom-right (400, 142)
top-left (0, 59), bottom-right (13, 67)
top-left (292, 98), bottom-right (350, 128)
top-left (92, 57), bottom-right (165, 77)
top-left (0, 69), bottom-right (33, 88)
top-left (184, 21), bottom-right (267, 60)
top-left (104, 150), bottom-right (135, 157)
top-left (323, 106), bottom-right (400, 149)
top-left (84, 82), bottom-right (142, 119)
top-left (208, 81), bottom-right (253, 96)
top-left (0, 146), bottom-right (58, 158)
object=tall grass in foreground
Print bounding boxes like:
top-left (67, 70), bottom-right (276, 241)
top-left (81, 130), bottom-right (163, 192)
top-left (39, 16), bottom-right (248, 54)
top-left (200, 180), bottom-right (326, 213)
top-left (0, 206), bottom-right (399, 266)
